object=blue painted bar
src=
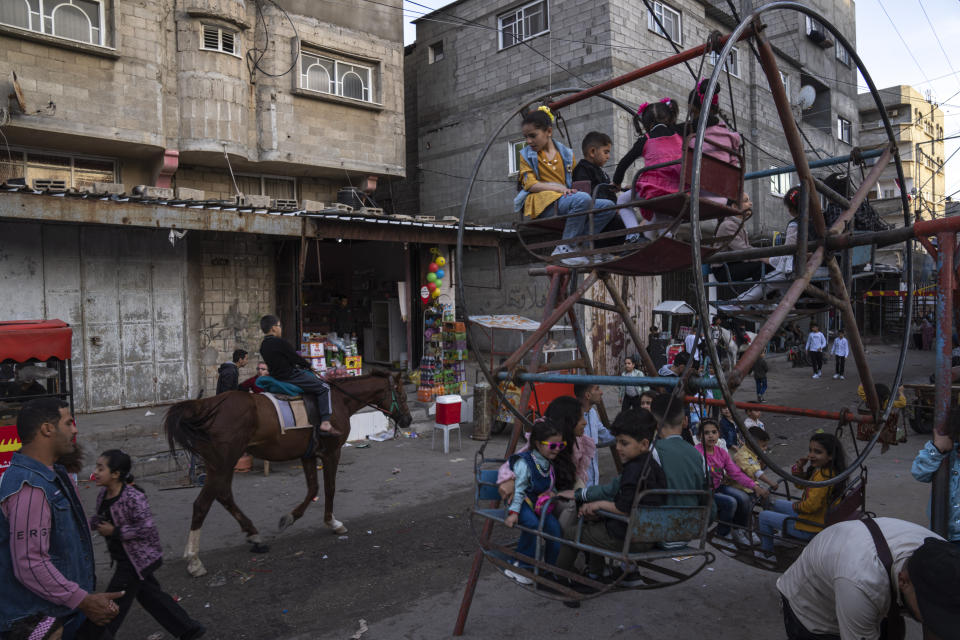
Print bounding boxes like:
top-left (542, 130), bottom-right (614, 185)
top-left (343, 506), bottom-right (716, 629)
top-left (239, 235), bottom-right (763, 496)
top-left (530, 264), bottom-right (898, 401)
top-left (744, 148), bottom-right (884, 181)
top-left (495, 370), bottom-right (718, 389)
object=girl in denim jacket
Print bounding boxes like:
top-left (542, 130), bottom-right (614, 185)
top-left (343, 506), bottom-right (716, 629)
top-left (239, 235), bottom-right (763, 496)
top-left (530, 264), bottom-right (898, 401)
top-left (911, 415), bottom-right (959, 543)
top-left (82, 450), bottom-right (205, 640)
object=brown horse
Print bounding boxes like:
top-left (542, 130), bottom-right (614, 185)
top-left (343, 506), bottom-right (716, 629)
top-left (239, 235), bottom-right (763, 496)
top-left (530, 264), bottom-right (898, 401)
top-left (163, 369), bottom-right (412, 577)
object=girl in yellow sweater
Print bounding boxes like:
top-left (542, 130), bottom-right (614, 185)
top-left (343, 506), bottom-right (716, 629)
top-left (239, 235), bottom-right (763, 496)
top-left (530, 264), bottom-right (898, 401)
top-left (756, 432), bottom-right (847, 555)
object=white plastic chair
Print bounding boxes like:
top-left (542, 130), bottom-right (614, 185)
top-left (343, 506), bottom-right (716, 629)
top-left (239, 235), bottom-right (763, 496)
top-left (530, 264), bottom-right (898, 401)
top-left (432, 421), bottom-right (462, 454)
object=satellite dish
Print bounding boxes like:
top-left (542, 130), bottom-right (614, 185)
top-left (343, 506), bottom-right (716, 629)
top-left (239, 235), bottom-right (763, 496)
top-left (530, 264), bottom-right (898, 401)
top-left (9, 71), bottom-right (27, 113)
top-left (797, 85), bottom-right (816, 110)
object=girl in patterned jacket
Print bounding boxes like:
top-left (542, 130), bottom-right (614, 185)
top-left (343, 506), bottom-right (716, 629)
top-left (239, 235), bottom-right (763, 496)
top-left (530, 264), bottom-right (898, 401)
top-left (82, 450), bottom-right (205, 640)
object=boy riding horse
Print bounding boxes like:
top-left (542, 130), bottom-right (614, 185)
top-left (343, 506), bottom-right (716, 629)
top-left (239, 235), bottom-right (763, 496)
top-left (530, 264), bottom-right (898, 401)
top-left (258, 315), bottom-right (341, 438)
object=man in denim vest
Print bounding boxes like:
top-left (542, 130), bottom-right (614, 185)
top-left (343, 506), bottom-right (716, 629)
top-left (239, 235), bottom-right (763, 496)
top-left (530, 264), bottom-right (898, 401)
top-left (0, 398), bottom-right (123, 638)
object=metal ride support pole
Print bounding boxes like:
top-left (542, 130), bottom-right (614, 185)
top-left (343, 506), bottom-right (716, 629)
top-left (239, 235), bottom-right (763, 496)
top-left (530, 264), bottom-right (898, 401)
top-left (599, 272), bottom-right (657, 376)
top-left (453, 268), bottom-right (567, 637)
top-left (730, 144), bottom-right (893, 423)
top-left (931, 232), bottom-right (954, 537)
top-left (500, 270), bottom-right (599, 373)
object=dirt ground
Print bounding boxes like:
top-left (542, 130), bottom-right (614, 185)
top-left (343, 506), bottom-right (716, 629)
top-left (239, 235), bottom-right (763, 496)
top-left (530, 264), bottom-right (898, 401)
top-left (79, 344), bottom-right (940, 639)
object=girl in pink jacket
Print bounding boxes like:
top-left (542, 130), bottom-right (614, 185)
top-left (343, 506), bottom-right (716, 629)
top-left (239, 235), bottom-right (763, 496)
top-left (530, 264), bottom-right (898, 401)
top-left (696, 419), bottom-right (768, 547)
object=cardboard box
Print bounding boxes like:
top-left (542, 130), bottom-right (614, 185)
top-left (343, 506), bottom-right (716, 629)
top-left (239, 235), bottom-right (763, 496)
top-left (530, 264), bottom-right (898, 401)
top-left (345, 356), bottom-right (362, 369)
top-left (309, 342), bottom-right (325, 357)
top-left (310, 357), bottom-right (326, 372)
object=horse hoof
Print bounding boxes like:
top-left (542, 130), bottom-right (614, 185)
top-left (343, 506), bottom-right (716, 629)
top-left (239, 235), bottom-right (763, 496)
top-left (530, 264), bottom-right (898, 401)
top-left (277, 514), bottom-right (295, 532)
top-left (324, 516), bottom-right (348, 535)
top-left (250, 542), bottom-right (270, 554)
top-left (187, 558), bottom-right (207, 578)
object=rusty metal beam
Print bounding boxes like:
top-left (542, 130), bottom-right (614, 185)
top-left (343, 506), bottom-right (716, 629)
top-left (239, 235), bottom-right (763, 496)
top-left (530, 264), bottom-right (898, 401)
top-left (755, 27), bottom-right (826, 241)
top-left (0, 192), bottom-right (506, 246)
top-left (683, 396), bottom-right (874, 423)
top-left (547, 25), bottom-right (756, 111)
top-left (731, 145), bottom-right (892, 389)
top-left (499, 271), bottom-right (600, 373)
top-left (599, 273), bottom-right (658, 377)
top-left (931, 231), bottom-right (954, 537)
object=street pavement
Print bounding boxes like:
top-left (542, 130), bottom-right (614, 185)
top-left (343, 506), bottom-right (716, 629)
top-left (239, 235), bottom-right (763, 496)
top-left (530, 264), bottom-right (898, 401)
top-left (74, 344), bottom-right (939, 639)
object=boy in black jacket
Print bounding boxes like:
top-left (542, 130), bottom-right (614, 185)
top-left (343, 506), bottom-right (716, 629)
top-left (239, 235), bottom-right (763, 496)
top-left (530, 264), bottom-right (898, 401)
top-left (556, 408), bottom-right (666, 587)
top-left (572, 131), bottom-right (617, 202)
top-left (258, 315), bottom-right (340, 437)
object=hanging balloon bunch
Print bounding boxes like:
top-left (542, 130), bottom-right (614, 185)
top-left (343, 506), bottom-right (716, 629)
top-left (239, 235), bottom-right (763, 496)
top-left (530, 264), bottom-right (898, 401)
top-left (422, 247), bottom-right (447, 305)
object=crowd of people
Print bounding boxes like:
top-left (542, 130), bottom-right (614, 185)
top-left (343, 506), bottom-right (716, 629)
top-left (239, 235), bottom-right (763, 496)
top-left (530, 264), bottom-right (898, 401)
top-left (490, 343), bottom-right (960, 637)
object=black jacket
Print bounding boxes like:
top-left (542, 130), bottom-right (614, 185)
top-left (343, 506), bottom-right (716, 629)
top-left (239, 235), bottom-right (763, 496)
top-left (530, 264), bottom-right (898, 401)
top-left (216, 362), bottom-right (239, 394)
top-left (572, 160), bottom-right (617, 201)
top-left (259, 335), bottom-right (310, 380)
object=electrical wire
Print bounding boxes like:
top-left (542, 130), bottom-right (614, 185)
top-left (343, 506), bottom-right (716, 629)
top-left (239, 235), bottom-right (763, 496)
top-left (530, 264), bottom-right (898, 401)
top-left (875, 0), bottom-right (934, 87)
top-left (246, 0), bottom-right (300, 79)
top-left (917, 0), bottom-right (959, 82)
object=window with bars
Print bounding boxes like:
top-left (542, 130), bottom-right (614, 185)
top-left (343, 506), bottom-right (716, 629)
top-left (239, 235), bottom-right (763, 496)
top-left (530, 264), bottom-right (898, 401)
top-left (0, 0), bottom-right (105, 45)
top-left (235, 174), bottom-right (295, 200)
top-left (498, 0), bottom-right (548, 50)
top-left (300, 50), bottom-right (375, 103)
top-left (708, 46), bottom-right (739, 77)
top-left (769, 167), bottom-right (795, 196)
top-left (647, 2), bottom-right (681, 45)
top-left (837, 116), bottom-right (851, 144)
top-left (200, 24), bottom-right (237, 55)
top-left (0, 148), bottom-right (115, 189)
top-left (835, 42), bottom-right (850, 66)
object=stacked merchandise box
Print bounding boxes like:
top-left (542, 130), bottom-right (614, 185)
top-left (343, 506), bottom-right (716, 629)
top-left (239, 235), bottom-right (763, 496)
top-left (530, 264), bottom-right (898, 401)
top-left (441, 322), bottom-right (468, 395)
top-left (418, 307), bottom-right (445, 401)
top-left (345, 355), bottom-right (362, 377)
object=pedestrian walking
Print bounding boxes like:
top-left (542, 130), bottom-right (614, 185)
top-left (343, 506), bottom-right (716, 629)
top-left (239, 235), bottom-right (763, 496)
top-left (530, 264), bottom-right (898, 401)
top-left (0, 398), bottom-right (123, 638)
top-left (830, 329), bottom-right (849, 379)
top-left (81, 449), bottom-right (205, 640)
top-left (215, 349), bottom-right (247, 395)
top-left (618, 354), bottom-right (645, 412)
top-left (805, 323), bottom-right (826, 379)
top-left (752, 351), bottom-right (768, 403)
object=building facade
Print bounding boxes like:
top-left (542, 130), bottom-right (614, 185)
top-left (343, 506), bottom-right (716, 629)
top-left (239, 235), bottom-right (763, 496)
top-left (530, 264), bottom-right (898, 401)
top-left (405, 0), bottom-right (860, 364)
top-left (0, 0), bottom-right (502, 412)
top-left (858, 85), bottom-right (945, 270)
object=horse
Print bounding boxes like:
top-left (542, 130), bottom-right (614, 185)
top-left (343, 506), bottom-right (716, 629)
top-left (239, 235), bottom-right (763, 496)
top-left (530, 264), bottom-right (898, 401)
top-left (163, 369), bottom-right (412, 577)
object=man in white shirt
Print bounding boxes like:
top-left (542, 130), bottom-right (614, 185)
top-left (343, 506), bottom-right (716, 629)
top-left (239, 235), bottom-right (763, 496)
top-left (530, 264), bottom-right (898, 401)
top-left (805, 323), bottom-right (827, 379)
top-left (573, 383), bottom-right (614, 487)
top-left (777, 517), bottom-right (959, 640)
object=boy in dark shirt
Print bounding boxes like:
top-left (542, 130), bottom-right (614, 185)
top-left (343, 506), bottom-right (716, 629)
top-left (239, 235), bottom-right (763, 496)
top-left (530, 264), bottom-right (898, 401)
top-left (556, 409), bottom-right (666, 584)
top-left (572, 131), bottom-right (617, 202)
top-left (258, 315), bottom-right (340, 437)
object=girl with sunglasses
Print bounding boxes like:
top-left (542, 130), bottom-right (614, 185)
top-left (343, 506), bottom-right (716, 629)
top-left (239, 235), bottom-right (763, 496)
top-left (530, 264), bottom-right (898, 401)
top-left (503, 418), bottom-right (566, 585)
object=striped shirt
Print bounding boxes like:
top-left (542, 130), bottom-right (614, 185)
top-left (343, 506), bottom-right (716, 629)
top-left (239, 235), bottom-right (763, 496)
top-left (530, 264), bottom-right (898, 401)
top-left (1, 484), bottom-right (87, 609)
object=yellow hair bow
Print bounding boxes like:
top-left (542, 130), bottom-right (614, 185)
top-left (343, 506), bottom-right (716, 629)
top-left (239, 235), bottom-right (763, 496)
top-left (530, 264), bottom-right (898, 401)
top-left (537, 105), bottom-right (555, 122)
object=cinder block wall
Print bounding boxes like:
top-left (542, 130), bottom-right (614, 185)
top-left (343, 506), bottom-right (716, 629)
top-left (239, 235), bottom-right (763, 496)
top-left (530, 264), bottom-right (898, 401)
top-left (194, 233), bottom-right (277, 395)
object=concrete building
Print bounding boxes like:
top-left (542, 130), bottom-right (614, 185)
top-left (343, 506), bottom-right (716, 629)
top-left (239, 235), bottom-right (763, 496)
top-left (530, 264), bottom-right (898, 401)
top-left (404, 0), bottom-right (860, 368)
top-left (858, 85), bottom-right (945, 272)
top-left (0, 0), bottom-right (506, 412)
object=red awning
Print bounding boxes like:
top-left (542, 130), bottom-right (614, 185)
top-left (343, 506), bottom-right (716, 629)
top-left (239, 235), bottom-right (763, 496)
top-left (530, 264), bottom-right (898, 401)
top-left (0, 320), bottom-right (73, 362)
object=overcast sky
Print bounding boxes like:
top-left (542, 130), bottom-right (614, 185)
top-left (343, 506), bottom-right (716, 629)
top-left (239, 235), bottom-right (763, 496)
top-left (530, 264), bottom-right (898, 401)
top-left (401, 0), bottom-right (959, 203)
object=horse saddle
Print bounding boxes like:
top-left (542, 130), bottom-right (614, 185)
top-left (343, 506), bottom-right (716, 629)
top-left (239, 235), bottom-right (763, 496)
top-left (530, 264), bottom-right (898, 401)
top-left (261, 392), bottom-right (313, 433)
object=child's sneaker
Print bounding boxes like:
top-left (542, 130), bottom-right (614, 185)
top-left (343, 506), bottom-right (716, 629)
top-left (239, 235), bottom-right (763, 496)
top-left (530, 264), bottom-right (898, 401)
top-left (504, 562), bottom-right (533, 585)
top-left (840, 375), bottom-right (845, 380)
top-left (812, 373), bottom-right (821, 379)
top-left (733, 529), bottom-right (752, 547)
top-left (551, 244), bottom-right (589, 267)
top-left (832, 373), bottom-right (840, 379)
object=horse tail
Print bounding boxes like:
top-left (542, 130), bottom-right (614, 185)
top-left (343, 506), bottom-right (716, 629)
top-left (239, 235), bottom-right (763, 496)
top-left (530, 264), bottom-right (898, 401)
top-left (164, 395), bottom-right (228, 457)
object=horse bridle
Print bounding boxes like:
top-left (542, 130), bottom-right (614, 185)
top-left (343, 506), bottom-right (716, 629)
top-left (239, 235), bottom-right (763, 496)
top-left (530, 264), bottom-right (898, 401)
top-left (325, 377), bottom-right (407, 424)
